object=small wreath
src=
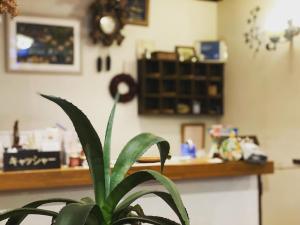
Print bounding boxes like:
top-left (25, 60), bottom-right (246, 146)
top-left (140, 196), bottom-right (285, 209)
top-left (109, 73), bottom-right (137, 103)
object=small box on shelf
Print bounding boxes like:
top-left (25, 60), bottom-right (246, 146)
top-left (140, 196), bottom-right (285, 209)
top-left (151, 51), bottom-right (177, 61)
top-left (208, 82), bottom-right (223, 97)
top-left (177, 99), bottom-right (192, 114)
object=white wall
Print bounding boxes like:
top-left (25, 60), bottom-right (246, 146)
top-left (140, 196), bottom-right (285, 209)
top-left (0, 0), bottom-right (218, 159)
top-left (218, 1), bottom-right (300, 224)
top-left (0, 176), bottom-right (259, 225)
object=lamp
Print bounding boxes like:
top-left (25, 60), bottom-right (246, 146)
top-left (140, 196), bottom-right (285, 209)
top-left (266, 20), bottom-right (300, 50)
top-left (264, 0), bottom-right (300, 51)
top-left (245, 2), bottom-right (300, 52)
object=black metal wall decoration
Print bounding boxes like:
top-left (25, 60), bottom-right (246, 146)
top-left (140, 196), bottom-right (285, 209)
top-left (244, 6), bottom-right (263, 53)
top-left (89, 0), bottom-right (127, 46)
top-left (109, 73), bottom-right (137, 103)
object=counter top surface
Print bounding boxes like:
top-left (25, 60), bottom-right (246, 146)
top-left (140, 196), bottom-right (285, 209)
top-left (0, 160), bottom-right (274, 192)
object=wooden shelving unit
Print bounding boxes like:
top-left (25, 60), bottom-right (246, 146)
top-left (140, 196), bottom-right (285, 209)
top-left (138, 59), bottom-right (225, 116)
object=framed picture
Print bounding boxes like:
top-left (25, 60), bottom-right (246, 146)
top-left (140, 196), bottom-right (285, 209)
top-left (195, 40), bottom-right (228, 61)
top-left (122, 0), bottom-right (149, 26)
top-left (181, 123), bottom-right (205, 150)
top-left (5, 15), bottom-right (81, 73)
top-left (175, 46), bottom-right (196, 61)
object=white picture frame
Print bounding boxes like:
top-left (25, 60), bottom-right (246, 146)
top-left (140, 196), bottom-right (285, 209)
top-left (5, 15), bottom-right (81, 73)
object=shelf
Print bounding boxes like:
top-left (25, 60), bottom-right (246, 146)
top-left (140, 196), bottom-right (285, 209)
top-left (194, 63), bottom-right (207, 76)
top-left (194, 76), bottom-right (207, 81)
top-left (209, 76), bottom-right (222, 81)
top-left (162, 76), bottom-right (177, 80)
top-left (179, 74), bottom-right (193, 77)
top-left (161, 93), bottom-right (177, 97)
top-left (194, 95), bottom-right (206, 99)
top-left (178, 95), bottom-right (193, 99)
top-left (161, 108), bottom-right (175, 114)
top-left (145, 93), bottom-right (160, 98)
top-left (143, 109), bottom-right (161, 114)
top-left (208, 95), bottom-right (222, 99)
top-left (0, 161), bottom-right (274, 192)
top-left (162, 61), bottom-right (176, 76)
top-left (138, 59), bottom-right (225, 116)
top-left (145, 79), bottom-right (160, 93)
top-left (145, 60), bottom-right (159, 73)
top-left (145, 73), bottom-right (160, 79)
top-left (144, 97), bottom-right (160, 112)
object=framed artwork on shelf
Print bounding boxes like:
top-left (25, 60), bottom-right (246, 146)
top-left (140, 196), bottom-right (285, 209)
top-left (122, 0), bottom-right (149, 26)
top-left (181, 123), bottom-right (205, 150)
top-left (195, 40), bottom-right (228, 62)
top-left (175, 46), bottom-right (196, 61)
top-left (5, 15), bottom-right (81, 73)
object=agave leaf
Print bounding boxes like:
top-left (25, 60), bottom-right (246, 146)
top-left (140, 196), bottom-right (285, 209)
top-left (53, 203), bottom-right (103, 225)
top-left (117, 204), bottom-right (145, 220)
top-left (105, 170), bottom-right (189, 225)
top-left (110, 133), bottom-right (170, 191)
top-left (104, 94), bottom-right (119, 197)
top-left (127, 204), bottom-right (145, 217)
top-left (113, 191), bottom-right (185, 224)
top-left (0, 208), bottom-right (57, 222)
top-left (146, 216), bottom-right (181, 225)
top-left (80, 197), bottom-right (95, 205)
top-left (41, 94), bottom-right (105, 206)
top-left (6, 198), bottom-right (79, 225)
top-left (112, 216), bottom-right (180, 225)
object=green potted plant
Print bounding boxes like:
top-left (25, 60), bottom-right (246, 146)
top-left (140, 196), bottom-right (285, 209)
top-left (0, 94), bottom-right (190, 225)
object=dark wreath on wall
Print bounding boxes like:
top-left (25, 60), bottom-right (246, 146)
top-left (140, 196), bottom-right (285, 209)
top-left (89, 0), bottom-right (127, 46)
top-left (109, 73), bottom-right (137, 103)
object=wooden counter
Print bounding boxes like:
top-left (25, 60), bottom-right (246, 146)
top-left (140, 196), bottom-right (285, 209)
top-left (0, 161), bottom-right (274, 192)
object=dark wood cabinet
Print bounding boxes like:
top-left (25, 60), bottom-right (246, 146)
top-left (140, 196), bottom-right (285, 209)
top-left (138, 59), bottom-right (225, 116)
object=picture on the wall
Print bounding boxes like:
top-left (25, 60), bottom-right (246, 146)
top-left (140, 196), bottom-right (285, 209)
top-left (181, 123), bottom-right (205, 151)
top-left (5, 16), bottom-right (81, 73)
top-left (122, 0), bottom-right (149, 26)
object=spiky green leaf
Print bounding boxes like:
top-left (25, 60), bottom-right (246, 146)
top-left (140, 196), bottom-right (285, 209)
top-left (0, 208), bottom-right (57, 222)
top-left (53, 203), bottom-right (103, 225)
top-left (112, 216), bottom-right (180, 225)
top-left (80, 197), bottom-right (95, 205)
top-left (116, 204), bottom-right (145, 220)
top-left (41, 94), bottom-right (105, 206)
top-left (106, 170), bottom-right (189, 225)
top-left (113, 191), bottom-right (186, 224)
top-left (104, 94), bottom-right (119, 196)
top-left (6, 198), bottom-right (78, 225)
top-left (110, 133), bottom-right (170, 191)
